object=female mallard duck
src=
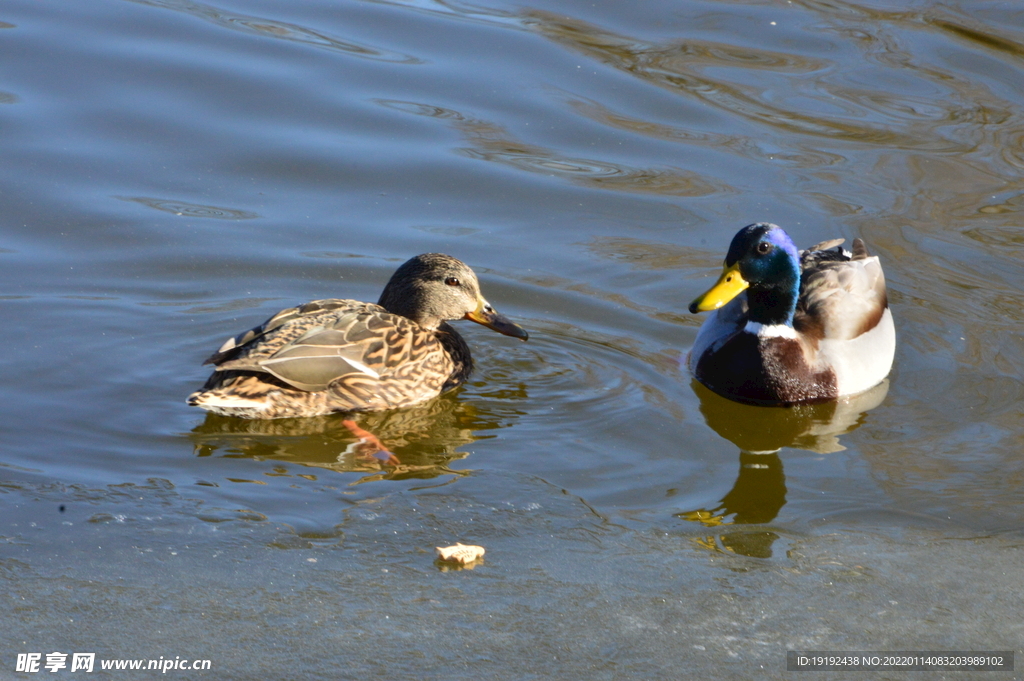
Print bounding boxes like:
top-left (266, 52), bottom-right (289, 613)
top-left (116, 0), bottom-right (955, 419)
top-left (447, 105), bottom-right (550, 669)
top-left (688, 223), bottom-right (894, 405)
top-left (188, 253), bottom-right (528, 419)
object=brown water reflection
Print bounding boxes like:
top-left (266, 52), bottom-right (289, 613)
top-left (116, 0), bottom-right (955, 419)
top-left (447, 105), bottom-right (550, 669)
top-left (679, 381), bottom-right (889, 557)
top-left (693, 380), bottom-right (890, 456)
top-left (190, 393), bottom-right (506, 484)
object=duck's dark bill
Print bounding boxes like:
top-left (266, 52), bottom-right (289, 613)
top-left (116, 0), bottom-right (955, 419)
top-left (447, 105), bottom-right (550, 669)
top-left (689, 263), bottom-right (749, 313)
top-left (465, 307), bottom-right (529, 340)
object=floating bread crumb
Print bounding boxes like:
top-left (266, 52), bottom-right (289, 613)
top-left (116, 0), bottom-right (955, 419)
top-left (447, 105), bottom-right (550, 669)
top-left (435, 543), bottom-right (485, 564)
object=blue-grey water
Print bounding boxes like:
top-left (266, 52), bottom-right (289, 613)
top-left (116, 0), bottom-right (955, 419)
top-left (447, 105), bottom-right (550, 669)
top-left (2, 0), bottom-right (1024, 678)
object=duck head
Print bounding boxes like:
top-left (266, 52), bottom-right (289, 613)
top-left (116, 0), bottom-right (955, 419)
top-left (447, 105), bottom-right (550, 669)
top-left (378, 253), bottom-right (529, 340)
top-left (689, 223), bottom-right (801, 326)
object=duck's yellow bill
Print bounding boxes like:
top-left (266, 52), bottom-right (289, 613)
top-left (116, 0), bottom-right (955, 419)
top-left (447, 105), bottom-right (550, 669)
top-left (689, 263), bottom-right (749, 313)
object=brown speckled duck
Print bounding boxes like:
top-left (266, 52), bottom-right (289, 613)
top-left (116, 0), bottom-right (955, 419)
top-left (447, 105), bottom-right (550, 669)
top-left (188, 254), bottom-right (528, 419)
top-left (688, 223), bottom-right (894, 405)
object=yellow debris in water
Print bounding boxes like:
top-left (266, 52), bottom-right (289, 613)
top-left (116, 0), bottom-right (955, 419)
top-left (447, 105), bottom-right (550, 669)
top-left (435, 543), bottom-right (485, 564)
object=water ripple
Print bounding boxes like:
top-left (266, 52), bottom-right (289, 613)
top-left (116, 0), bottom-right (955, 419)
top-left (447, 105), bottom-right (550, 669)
top-left (564, 95), bottom-right (850, 168)
top-left (471, 321), bottom-right (686, 431)
top-left (117, 196), bottom-right (260, 220)
top-left (524, 9), bottom-right (978, 153)
top-left (932, 16), bottom-right (1024, 60)
top-left (377, 99), bottom-right (732, 197)
top-left (363, 0), bottom-right (524, 30)
top-left (127, 0), bottom-right (423, 63)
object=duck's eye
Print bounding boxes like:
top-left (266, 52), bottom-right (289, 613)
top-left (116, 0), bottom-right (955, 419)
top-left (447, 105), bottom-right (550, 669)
top-left (756, 242), bottom-right (771, 255)
top-left (445, 277), bottom-right (461, 287)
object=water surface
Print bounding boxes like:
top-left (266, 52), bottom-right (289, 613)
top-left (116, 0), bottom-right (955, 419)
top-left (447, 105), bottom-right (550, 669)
top-left (2, 0), bottom-right (1023, 677)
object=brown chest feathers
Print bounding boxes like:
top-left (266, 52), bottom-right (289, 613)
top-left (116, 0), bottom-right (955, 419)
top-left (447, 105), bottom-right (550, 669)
top-left (694, 332), bottom-right (837, 405)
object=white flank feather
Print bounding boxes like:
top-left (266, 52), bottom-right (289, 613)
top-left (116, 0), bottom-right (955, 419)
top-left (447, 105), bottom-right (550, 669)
top-left (818, 308), bottom-right (895, 396)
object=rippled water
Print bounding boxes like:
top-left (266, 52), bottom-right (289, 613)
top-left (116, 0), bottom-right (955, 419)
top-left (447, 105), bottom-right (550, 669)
top-left (3, 0), bottom-right (1024, 677)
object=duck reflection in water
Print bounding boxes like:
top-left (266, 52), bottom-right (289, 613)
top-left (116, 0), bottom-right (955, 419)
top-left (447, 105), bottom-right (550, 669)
top-left (190, 391), bottom-right (520, 484)
top-left (679, 380), bottom-right (889, 558)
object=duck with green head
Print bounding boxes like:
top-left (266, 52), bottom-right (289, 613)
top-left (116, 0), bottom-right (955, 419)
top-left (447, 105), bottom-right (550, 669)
top-left (688, 223), bottom-right (894, 405)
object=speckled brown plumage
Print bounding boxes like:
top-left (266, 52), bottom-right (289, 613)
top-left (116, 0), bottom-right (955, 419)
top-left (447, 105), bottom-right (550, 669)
top-left (188, 254), bottom-right (527, 419)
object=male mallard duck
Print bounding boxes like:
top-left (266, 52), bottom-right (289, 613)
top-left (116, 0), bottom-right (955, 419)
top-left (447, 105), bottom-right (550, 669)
top-left (688, 223), bottom-right (894, 405)
top-left (188, 253), bottom-right (528, 419)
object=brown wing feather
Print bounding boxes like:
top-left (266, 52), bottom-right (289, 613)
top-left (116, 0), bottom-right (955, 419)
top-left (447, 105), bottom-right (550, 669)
top-left (795, 240), bottom-right (887, 341)
top-left (804, 237), bottom-right (845, 253)
top-left (203, 299), bottom-right (357, 365)
top-left (196, 299), bottom-right (463, 413)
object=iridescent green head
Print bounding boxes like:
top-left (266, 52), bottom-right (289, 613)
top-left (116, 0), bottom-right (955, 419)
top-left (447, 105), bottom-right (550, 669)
top-left (689, 223), bottom-right (801, 326)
